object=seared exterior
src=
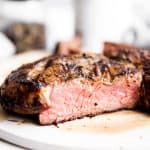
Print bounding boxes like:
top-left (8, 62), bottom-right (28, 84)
top-left (141, 61), bottom-right (150, 110)
top-left (103, 42), bottom-right (150, 65)
top-left (0, 53), bottom-right (142, 124)
top-left (0, 56), bottom-right (50, 114)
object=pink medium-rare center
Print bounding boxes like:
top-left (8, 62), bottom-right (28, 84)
top-left (40, 73), bottom-right (142, 125)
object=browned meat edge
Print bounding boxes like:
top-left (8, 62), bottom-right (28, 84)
top-left (103, 41), bottom-right (150, 110)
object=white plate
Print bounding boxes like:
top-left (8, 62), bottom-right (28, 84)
top-left (1, 107), bottom-right (150, 150)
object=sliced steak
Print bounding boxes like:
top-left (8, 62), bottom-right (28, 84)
top-left (103, 41), bottom-right (150, 65)
top-left (0, 53), bottom-right (142, 125)
top-left (103, 41), bottom-right (150, 110)
top-left (54, 34), bottom-right (81, 56)
top-left (141, 61), bottom-right (150, 110)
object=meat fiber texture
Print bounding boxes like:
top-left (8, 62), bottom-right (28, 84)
top-left (0, 53), bottom-right (142, 125)
top-left (103, 41), bottom-right (150, 110)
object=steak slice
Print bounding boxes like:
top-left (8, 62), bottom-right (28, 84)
top-left (140, 61), bottom-right (150, 110)
top-left (103, 41), bottom-right (150, 110)
top-left (103, 41), bottom-right (150, 65)
top-left (0, 53), bottom-right (142, 125)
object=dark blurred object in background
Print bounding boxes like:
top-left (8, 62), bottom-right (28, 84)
top-left (3, 23), bottom-right (46, 53)
top-left (54, 33), bottom-right (82, 56)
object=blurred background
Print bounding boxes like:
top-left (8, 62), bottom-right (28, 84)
top-left (0, 0), bottom-right (150, 60)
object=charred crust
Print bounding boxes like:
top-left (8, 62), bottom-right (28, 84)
top-left (33, 97), bottom-right (42, 107)
top-left (141, 61), bottom-right (150, 109)
top-left (66, 63), bottom-right (76, 70)
top-left (104, 42), bottom-right (150, 65)
top-left (0, 94), bottom-right (44, 114)
top-left (74, 66), bottom-right (83, 76)
top-left (15, 79), bottom-right (43, 92)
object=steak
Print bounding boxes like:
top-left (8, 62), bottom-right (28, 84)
top-left (103, 41), bottom-right (150, 110)
top-left (0, 53), bottom-right (142, 125)
top-left (103, 41), bottom-right (150, 65)
top-left (54, 34), bottom-right (81, 56)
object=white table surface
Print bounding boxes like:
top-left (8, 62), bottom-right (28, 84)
top-left (0, 140), bottom-right (24, 150)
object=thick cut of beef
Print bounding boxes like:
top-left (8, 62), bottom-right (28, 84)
top-left (140, 61), bottom-right (150, 110)
top-left (103, 42), bottom-right (150, 65)
top-left (103, 41), bottom-right (150, 110)
top-left (0, 54), bottom-right (142, 125)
